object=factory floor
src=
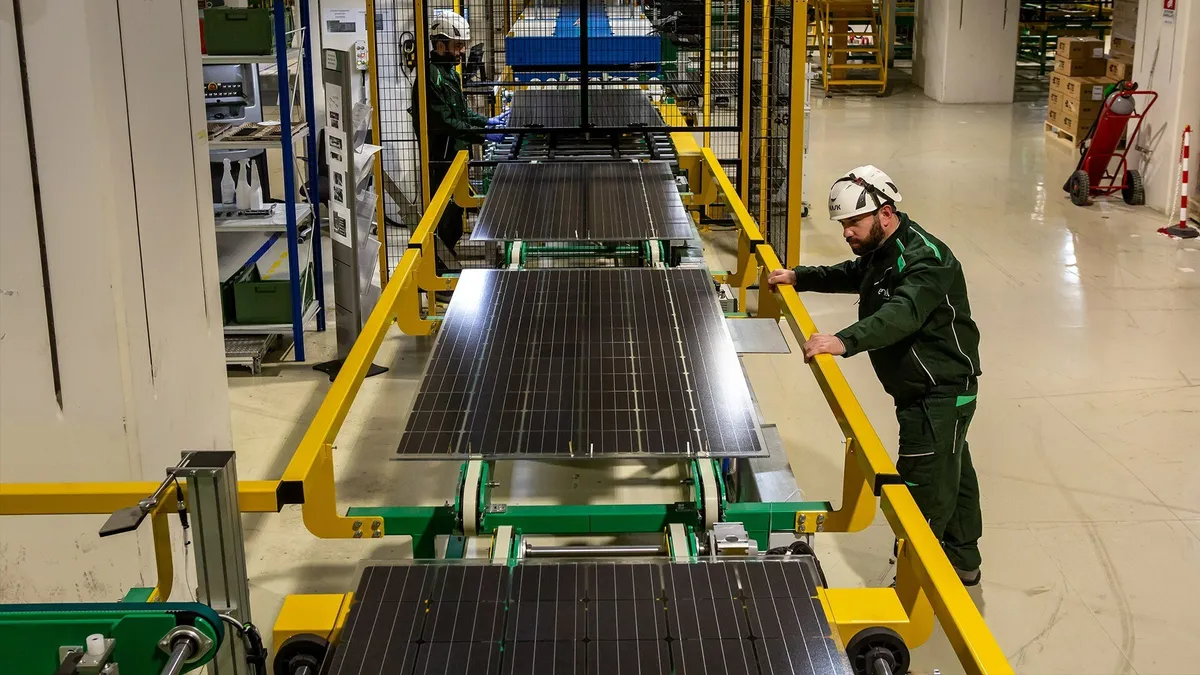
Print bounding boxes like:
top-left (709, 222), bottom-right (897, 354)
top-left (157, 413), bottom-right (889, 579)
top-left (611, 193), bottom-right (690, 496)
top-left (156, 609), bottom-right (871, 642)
top-left (229, 87), bottom-right (1200, 675)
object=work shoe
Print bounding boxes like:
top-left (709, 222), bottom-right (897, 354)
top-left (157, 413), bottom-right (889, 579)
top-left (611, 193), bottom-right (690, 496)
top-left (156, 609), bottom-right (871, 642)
top-left (954, 566), bottom-right (982, 587)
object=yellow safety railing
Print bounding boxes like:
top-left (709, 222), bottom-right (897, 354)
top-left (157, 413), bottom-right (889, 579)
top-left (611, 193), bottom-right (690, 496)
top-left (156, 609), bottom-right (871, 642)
top-left (695, 149), bottom-right (1011, 674)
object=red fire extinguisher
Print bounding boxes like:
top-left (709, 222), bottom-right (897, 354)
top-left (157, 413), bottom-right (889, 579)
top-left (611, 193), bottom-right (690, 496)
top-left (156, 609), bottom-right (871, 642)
top-left (1064, 82), bottom-right (1158, 206)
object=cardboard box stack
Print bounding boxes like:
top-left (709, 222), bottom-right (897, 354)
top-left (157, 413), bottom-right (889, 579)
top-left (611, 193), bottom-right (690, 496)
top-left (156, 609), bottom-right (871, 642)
top-left (1107, 35), bottom-right (1136, 84)
top-left (1111, 0), bottom-right (1138, 41)
top-left (1047, 70), bottom-right (1109, 144)
top-left (1054, 36), bottom-right (1106, 77)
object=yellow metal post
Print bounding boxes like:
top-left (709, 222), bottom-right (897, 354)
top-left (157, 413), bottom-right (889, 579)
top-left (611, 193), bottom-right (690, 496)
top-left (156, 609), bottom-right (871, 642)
top-left (757, 0), bottom-right (771, 229)
top-left (739, 0), bottom-right (753, 203)
top-left (415, 0), bottom-right (432, 208)
top-left (703, 0), bottom-right (712, 148)
top-left (145, 489), bottom-right (176, 602)
top-left (366, 0), bottom-right (390, 285)
top-left (787, 0), bottom-right (807, 266)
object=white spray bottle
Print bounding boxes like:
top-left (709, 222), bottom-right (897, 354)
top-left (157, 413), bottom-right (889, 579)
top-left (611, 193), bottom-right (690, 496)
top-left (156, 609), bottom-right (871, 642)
top-left (220, 158), bottom-right (236, 204)
top-left (236, 159), bottom-right (252, 210)
top-left (248, 163), bottom-right (264, 210)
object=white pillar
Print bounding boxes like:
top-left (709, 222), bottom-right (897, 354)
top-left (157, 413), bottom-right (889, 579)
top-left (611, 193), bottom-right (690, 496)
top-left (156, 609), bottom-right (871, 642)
top-left (1130, 0), bottom-right (1199, 215)
top-left (913, 0), bottom-right (1019, 103)
top-left (0, 0), bottom-right (230, 601)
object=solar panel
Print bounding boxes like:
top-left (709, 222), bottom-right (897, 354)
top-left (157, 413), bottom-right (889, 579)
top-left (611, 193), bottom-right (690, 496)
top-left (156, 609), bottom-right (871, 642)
top-left (471, 161), bottom-right (693, 242)
top-left (509, 89), bottom-right (666, 129)
top-left (325, 561), bottom-right (853, 675)
top-left (396, 268), bottom-right (764, 458)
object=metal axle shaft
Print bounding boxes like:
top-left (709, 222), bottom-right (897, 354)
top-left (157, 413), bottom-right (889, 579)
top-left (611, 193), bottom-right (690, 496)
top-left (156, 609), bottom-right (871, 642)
top-left (522, 543), bottom-right (667, 558)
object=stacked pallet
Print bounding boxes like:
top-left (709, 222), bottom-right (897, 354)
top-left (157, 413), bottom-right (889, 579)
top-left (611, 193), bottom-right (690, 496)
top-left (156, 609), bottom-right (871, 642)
top-left (1046, 37), bottom-right (1107, 145)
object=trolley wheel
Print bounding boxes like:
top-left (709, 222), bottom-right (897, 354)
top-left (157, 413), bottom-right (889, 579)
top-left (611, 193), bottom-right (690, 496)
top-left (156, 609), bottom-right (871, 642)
top-left (845, 627), bottom-right (910, 675)
top-left (1122, 169), bottom-right (1146, 205)
top-left (274, 634), bottom-right (328, 675)
top-left (1068, 170), bottom-right (1091, 206)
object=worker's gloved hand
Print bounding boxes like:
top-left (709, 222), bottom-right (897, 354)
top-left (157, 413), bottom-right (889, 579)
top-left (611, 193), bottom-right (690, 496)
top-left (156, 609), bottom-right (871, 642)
top-left (485, 132), bottom-right (506, 143)
top-left (486, 110), bottom-right (510, 128)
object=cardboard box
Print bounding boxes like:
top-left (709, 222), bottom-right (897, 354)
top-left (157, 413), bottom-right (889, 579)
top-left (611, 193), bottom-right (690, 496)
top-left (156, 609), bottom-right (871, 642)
top-left (1056, 56), bottom-right (1107, 77)
top-left (1108, 50), bottom-right (1134, 66)
top-left (1053, 74), bottom-right (1108, 102)
top-left (1063, 96), bottom-right (1102, 121)
top-left (1056, 37), bottom-right (1105, 61)
top-left (1047, 88), bottom-right (1067, 112)
top-left (1110, 36), bottom-right (1136, 59)
top-left (1107, 59), bottom-right (1132, 81)
top-left (1047, 108), bottom-right (1086, 138)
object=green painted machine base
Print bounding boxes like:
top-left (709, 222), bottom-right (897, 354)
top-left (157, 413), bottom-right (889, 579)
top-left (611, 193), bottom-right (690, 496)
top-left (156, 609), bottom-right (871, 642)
top-left (0, 602), bottom-right (223, 675)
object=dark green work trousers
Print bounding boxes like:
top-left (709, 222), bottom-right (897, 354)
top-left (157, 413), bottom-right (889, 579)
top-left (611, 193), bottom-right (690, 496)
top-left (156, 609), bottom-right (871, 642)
top-left (895, 396), bottom-right (983, 571)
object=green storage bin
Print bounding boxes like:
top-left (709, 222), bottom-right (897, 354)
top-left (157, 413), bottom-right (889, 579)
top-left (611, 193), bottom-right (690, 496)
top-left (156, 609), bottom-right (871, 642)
top-left (205, 6), bottom-right (275, 56)
top-left (232, 263), bottom-right (314, 325)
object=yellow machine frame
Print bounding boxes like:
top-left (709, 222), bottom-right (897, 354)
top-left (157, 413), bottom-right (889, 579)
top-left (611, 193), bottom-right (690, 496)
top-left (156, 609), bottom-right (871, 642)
top-left (0, 1), bottom-right (1010, 670)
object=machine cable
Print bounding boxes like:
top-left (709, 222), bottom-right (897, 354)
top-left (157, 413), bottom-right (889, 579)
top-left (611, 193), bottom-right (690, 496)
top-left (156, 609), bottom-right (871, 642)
top-left (217, 613), bottom-right (269, 675)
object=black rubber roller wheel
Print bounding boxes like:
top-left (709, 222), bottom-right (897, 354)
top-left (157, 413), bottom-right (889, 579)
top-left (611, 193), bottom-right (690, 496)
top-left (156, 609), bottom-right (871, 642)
top-left (1069, 170), bottom-right (1091, 206)
top-left (1123, 169), bottom-right (1146, 205)
top-left (846, 627), bottom-right (911, 675)
top-left (274, 634), bottom-right (329, 675)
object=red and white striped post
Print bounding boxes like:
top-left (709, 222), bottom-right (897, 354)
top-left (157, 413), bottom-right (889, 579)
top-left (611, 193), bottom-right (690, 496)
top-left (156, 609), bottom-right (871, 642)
top-left (1161, 125), bottom-right (1198, 238)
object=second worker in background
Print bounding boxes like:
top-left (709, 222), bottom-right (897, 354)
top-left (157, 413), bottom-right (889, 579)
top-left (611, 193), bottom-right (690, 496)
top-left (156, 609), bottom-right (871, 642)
top-left (412, 10), bottom-right (508, 272)
top-left (769, 166), bottom-right (984, 585)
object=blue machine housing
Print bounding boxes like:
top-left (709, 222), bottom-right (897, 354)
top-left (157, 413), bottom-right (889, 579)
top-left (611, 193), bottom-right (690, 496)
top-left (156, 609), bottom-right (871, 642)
top-left (506, 7), bottom-right (661, 73)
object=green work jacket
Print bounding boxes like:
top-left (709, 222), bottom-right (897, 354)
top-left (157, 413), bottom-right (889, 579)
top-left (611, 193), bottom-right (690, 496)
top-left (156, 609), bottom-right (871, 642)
top-left (792, 213), bottom-right (981, 405)
top-left (411, 57), bottom-right (488, 160)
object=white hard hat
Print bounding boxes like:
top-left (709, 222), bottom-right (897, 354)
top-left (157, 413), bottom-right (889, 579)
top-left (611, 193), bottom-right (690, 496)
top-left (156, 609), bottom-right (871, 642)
top-left (828, 165), bottom-right (902, 221)
top-left (429, 9), bottom-right (471, 42)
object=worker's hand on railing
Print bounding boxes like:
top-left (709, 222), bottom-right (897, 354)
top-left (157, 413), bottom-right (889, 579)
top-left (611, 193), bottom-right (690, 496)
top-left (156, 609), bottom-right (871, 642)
top-left (486, 110), bottom-right (510, 128)
top-left (485, 133), bottom-right (506, 143)
top-left (801, 334), bottom-right (846, 363)
top-left (767, 268), bottom-right (796, 289)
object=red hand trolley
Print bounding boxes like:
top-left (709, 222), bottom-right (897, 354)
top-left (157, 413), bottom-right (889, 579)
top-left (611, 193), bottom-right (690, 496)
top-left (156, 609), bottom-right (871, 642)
top-left (1064, 82), bottom-right (1158, 207)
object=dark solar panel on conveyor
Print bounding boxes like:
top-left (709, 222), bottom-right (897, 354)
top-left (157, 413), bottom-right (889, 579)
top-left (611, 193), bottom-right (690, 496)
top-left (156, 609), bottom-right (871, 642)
top-left (396, 269), bottom-right (764, 459)
top-left (509, 89), bottom-right (666, 129)
top-left (470, 161), bottom-right (693, 242)
top-left (325, 561), bottom-right (853, 675)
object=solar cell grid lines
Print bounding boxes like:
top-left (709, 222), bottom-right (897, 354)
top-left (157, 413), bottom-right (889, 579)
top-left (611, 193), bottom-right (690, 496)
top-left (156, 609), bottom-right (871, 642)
top-left (396, 269), bottom-right (763, 459)
top-left (470, 161), bottom-right (693, 242)
top-left (326, 561), bottom-right (853, 675)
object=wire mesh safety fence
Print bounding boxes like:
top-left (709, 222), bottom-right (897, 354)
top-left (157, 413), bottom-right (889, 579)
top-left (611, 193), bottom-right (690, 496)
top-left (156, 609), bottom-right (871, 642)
top-left (746, 0), bottom-right (793, 261)
top-left (371, 0), bottom-right (799, 273)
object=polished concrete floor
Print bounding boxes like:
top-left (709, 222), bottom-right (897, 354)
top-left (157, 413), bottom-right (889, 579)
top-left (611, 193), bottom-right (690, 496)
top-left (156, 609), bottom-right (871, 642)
top-left (231, 89), bottom-right (1200, 674)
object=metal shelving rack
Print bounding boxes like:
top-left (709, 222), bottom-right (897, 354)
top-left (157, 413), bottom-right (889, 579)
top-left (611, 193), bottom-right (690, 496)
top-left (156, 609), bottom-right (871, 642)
top-left (203, 0), bottom-right (325, 368)
top-left (1016, 1), bottom-right (1111, 93)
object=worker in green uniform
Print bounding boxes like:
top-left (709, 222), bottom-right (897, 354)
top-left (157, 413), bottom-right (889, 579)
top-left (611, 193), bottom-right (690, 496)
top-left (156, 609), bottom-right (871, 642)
top-left (768, 166), bottom-right (984, 585)
top-left (413, 10), bottom-right (508, 270)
